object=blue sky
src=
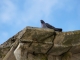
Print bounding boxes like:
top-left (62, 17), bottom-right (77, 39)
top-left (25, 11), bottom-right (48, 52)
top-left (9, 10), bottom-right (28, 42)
top-left (0, 0), bottom-right (80, 44)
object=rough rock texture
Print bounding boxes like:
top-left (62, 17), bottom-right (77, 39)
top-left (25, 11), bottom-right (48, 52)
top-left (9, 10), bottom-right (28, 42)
top-left (0, 26), bottom-right (80, 60)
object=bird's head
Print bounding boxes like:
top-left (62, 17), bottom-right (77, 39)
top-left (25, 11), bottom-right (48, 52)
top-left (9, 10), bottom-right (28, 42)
top-left (40, 20), bottom-right (45, 24)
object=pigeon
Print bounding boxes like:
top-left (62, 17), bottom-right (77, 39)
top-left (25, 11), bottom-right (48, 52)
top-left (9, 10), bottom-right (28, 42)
top-left (40, 20), bottom-right (62, 32)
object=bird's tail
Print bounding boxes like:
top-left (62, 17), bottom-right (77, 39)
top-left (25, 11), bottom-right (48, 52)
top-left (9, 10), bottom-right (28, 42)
top-left (55, 28), bottom-right (62, 32)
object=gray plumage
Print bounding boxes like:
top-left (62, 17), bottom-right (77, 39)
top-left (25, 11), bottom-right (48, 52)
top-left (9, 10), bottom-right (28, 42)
top-left (40, 20), bottom-right (62, 32)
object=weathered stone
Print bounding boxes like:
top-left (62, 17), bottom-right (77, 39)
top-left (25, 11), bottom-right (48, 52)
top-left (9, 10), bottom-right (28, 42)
top-left (71, 53), bottom-right (80, 60)
top-left (28, 43), bottom-right (52, 53)
top-left (61, 52), bottom-right (72, 60)
top-left (14, 43), bottom-right (23, 60)
top-left (48, 46), bottom-right (71, 55)
top-left (55, 56), bottom-right (61, 60)
top-left (0, 26), bottom-right (80, 60)
top-left (21, 27), bottom-right (55, 43)
top-left (3, 52), bottom-right (16, 60)
top-left (70, 45), bottom-right (80, 54)
top-left (54, 31), bottom-right (80, 47)
top-left (52, 31), bottom-right (80, 55)
top-left (28, 53), bottom-right (47, 60)
top-left (28, 54), bottom-right (34, 60)
top-left (3, 47), bottom-right (16, 60)
top-left (48, 55), bottom-right (56, 60)
top-left (0, 47), bottom-right (10, 59)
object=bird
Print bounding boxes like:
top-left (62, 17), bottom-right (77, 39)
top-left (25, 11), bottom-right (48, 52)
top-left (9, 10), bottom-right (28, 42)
top-left (40, 20), bottom-right (62, 32)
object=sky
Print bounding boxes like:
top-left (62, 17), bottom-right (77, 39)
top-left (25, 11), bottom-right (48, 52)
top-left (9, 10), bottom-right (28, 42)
top-left (0, 0), bottom-right (80, 44)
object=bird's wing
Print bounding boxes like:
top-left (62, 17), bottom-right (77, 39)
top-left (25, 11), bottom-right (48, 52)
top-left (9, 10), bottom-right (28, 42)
top-left (41, 23), bottom-right (47, 28)
top-left (45, 23), bottom-right (55, 29)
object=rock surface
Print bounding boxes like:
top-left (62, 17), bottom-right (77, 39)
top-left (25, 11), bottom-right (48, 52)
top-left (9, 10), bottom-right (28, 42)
top-left (0, 26), bottom-right (80, 60)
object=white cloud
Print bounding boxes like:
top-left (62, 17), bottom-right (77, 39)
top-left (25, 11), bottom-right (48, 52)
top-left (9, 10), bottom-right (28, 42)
top-left (0, 0), bottom-right (17, 23)
top-left (0, 0), bottom-right (59, 25)
top-left (0, 0), bottom-right (80, 44)
top-left (0, 0), bottom-right (60, 44)
top-left (22, 0), bottom-right (59, 22)
top-left (0, 0), bottom-right (65, 25)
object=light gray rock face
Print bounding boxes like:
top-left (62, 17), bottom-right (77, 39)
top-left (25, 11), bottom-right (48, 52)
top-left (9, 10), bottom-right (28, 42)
top-left (0, 26), bottom-right (80, 60)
